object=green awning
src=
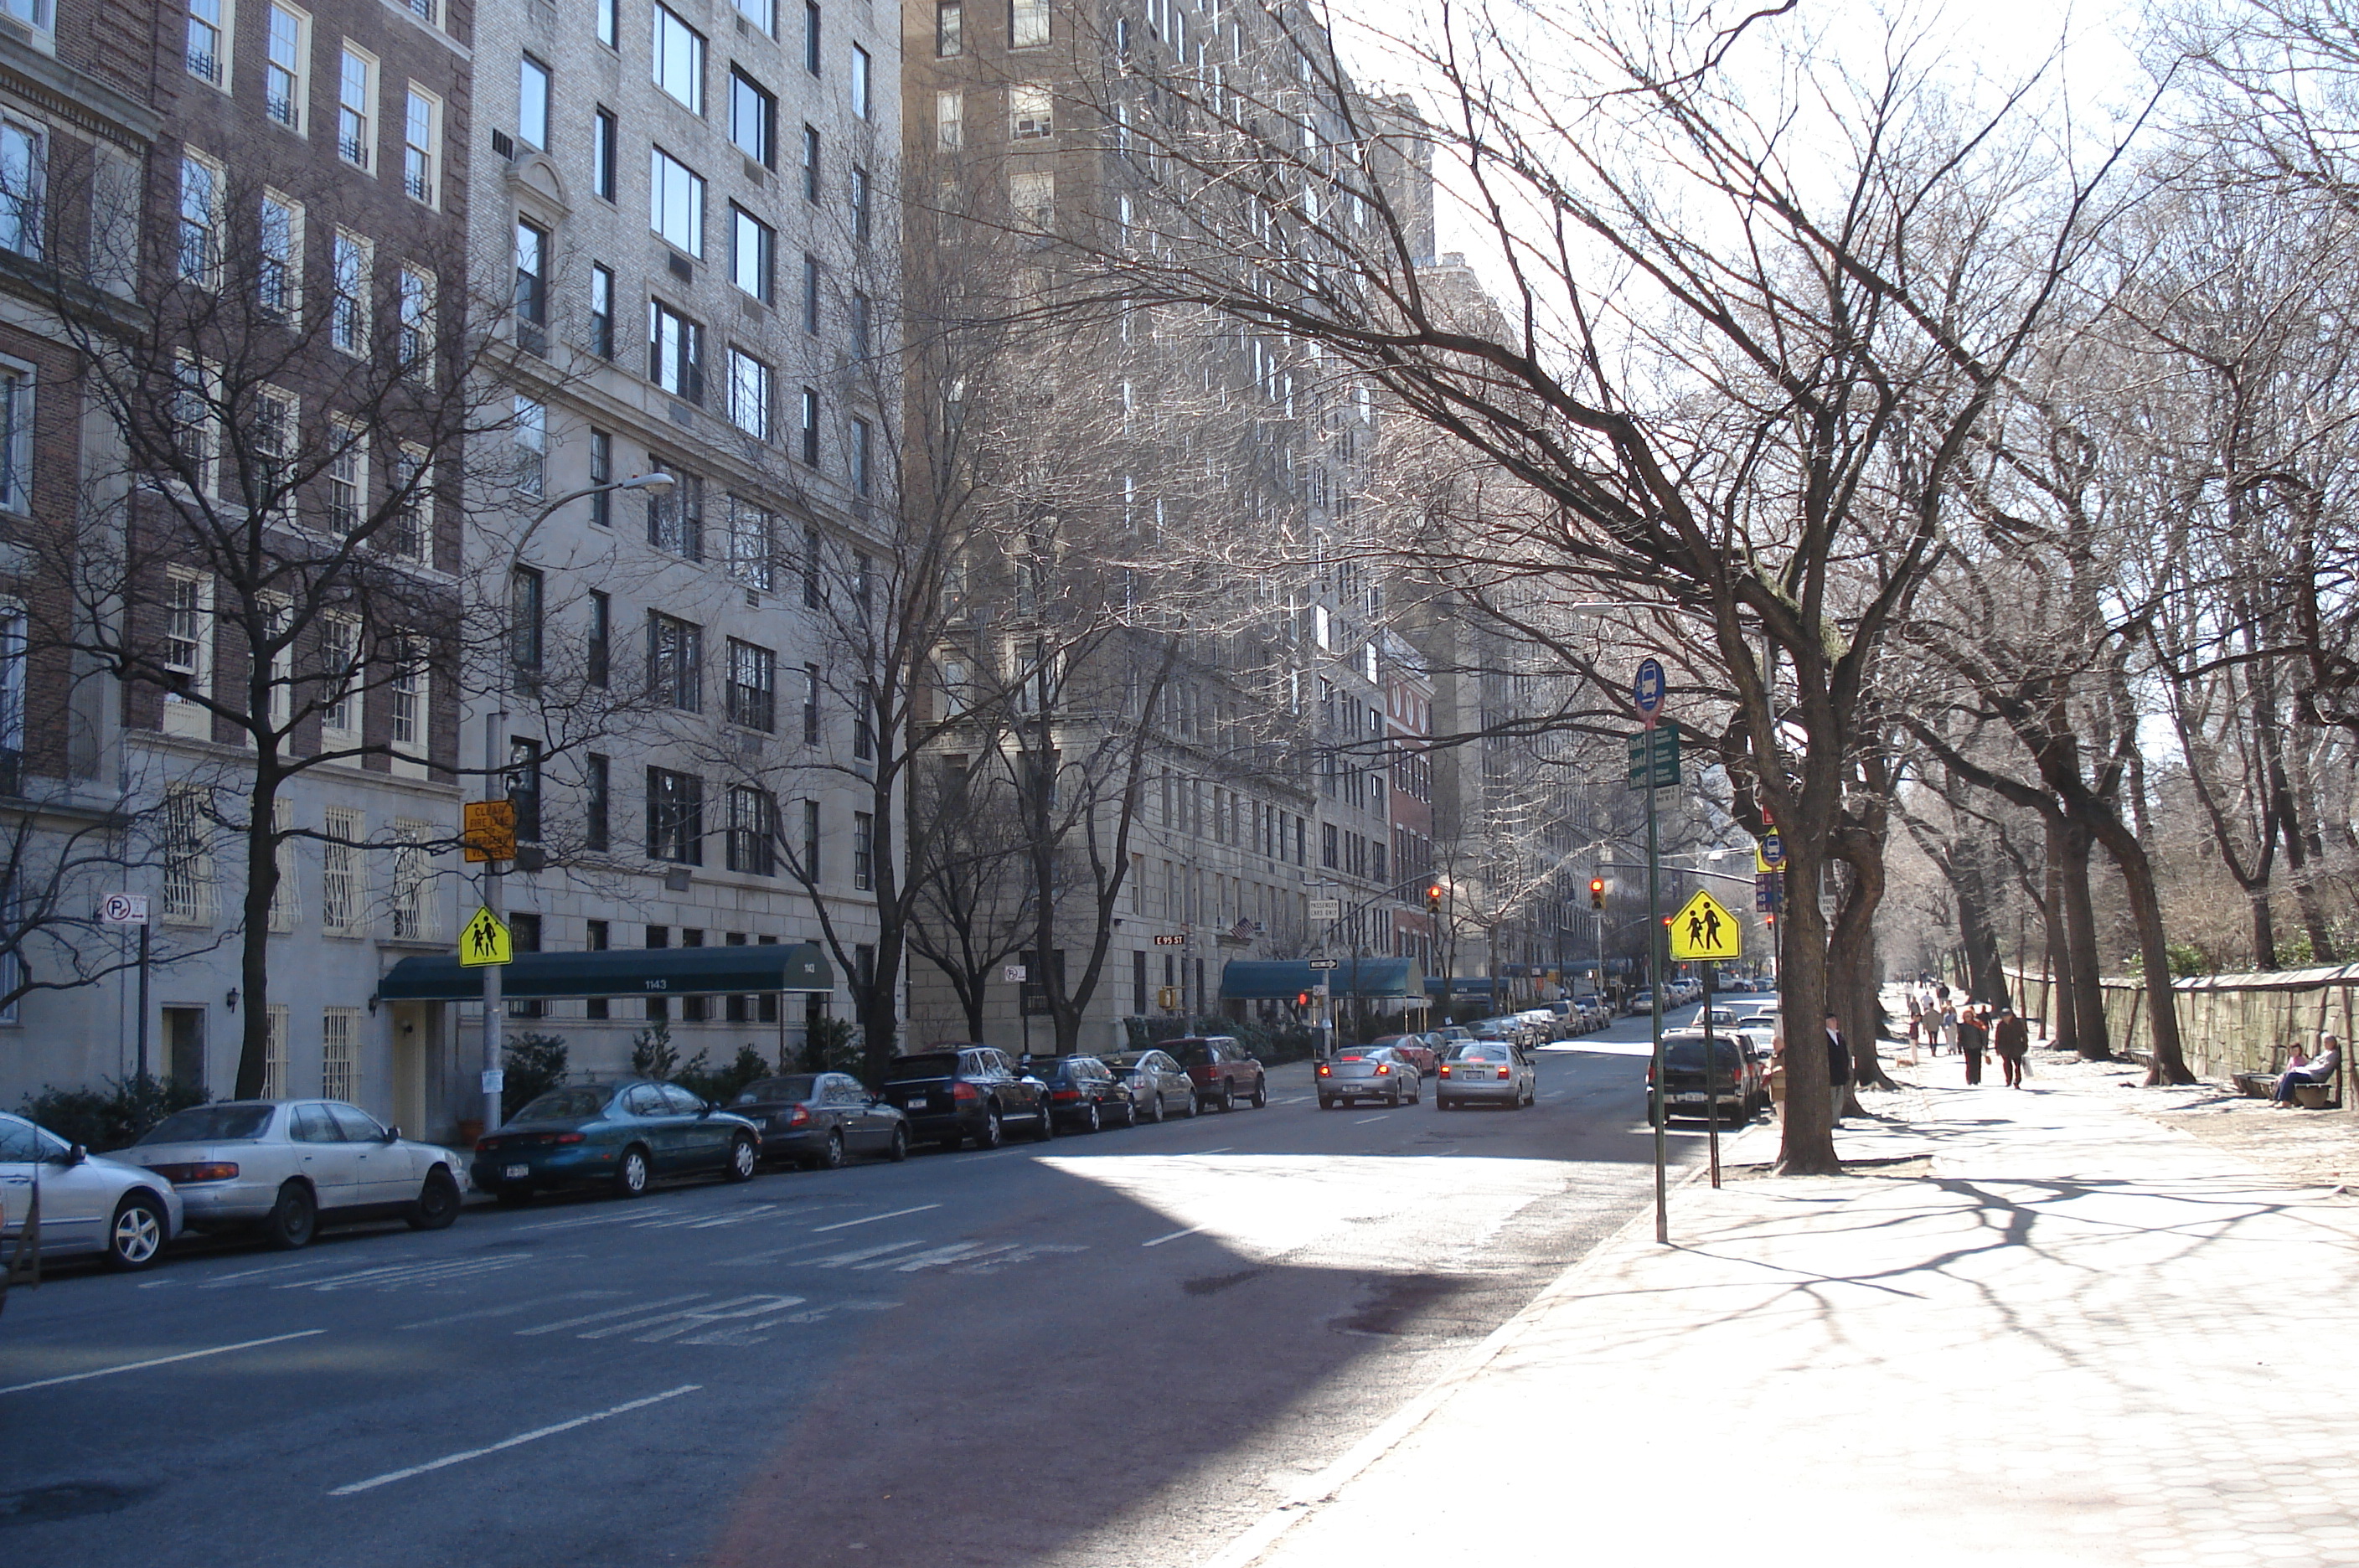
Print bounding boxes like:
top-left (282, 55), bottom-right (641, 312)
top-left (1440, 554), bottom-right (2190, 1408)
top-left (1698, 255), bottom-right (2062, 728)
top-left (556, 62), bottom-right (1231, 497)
top-left (374, 943), bottom-right (834, 1003)
top-left (1220, 958), bottom-right (1426, 1000)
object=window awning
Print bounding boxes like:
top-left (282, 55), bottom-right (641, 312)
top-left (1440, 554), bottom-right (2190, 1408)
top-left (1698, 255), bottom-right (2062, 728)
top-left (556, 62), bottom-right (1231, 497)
top-left (1426, 975), bottom-right (1495, 996)
top-left (374, 943), bottom-right (834, 1003)
top-left (1220, 958), bottom-right (1426, 1001)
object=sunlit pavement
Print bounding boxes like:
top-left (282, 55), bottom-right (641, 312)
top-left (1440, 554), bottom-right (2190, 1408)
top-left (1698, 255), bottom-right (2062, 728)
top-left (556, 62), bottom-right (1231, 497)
top-left (0, 1015), bottom-right (1727, 1568)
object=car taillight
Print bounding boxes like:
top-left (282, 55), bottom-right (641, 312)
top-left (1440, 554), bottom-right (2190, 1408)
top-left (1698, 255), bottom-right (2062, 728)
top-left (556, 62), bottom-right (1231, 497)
top-left (1497, 1067), bottom-right (1512, 1080)
top-left (1052, 1089), bottom-right (1080, 1101)
top-left (473, 1138), bottom-right (494, 1153)
top-left (555, 1132), bottom-right (586, 1143)
top-left (1317, 1064), bottom-right (1331, 1075)
top-left (952, 1082), bottom-right (979, 1101)
top-left (148, 1162), bottom-right (239, 1184)
top-left (785, 1106), bottom-right (811, 1127)
top-left (1440, 1065), bottom-right (1453, 1077)
top-left (1375, 1064), bottom-right (1391, 1075)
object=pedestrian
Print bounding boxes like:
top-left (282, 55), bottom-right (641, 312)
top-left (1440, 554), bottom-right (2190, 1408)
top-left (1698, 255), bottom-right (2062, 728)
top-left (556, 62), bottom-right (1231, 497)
top-left (1991, 1007), bottom-right (2030, 1088)
top-left (1958, 1003), bottom-right (1987, 1086)
top-left (1824, 1012), bottom-right (1853, 1127)
top-left (2272, 1033), bottom-right (2341, 1108)
top-left (1768, 1034), bottom-right (1789, 1119)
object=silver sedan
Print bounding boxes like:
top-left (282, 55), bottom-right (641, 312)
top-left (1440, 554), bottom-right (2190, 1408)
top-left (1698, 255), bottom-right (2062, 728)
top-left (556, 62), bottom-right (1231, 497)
top-left (1436, 1041), bottom-right (1537, 1110)
top-left (0, 1112), bottom-right (184, 1271)
top-left (131, 1100), bottom-right (467, 1250)
top-left (1317, 1046), bottom-right (1423, 1108)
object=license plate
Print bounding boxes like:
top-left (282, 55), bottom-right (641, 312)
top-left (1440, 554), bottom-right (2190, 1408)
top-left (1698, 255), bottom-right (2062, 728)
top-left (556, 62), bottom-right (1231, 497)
top-left (503, 1163), bottom-right (530, 1179)
top-left (1672, 1093), bottom-right (1707, 1103)
top-left (906, 1096), bottom-right (929, 1111)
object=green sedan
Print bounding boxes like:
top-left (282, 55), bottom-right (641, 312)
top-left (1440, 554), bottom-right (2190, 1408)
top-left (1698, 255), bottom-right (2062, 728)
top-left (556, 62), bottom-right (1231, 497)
top-left (470, 1080), bottom-right (762, 1202)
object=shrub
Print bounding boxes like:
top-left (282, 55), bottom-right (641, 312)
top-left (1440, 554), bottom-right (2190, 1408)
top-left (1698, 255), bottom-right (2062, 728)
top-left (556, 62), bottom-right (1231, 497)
top-left (501, 1034), bottom-right (570, 1121)
top-left (627, 1023), bottom-right (680, 1080)
top-left (18, 1073), bottom-right (209, 1153)
top-left (802, 1015), bottom-right (863, 1077)
top-left (677, 1044), bottom-right (772, 1106)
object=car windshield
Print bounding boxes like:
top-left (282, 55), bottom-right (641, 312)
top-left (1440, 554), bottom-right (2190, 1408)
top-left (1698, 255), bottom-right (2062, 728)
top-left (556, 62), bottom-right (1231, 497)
top-left (1449, 1044), bottom-right (1510, 1062)
top-left (735, 1076), bottom-right (817, 1105)
top-left (1664, 1040), bottom-right (1745, 1070)
top-left (137, 1105), bottom-right (274, 1143)
top-left (1100, 1053), bottom-right (1148, 1069)
top-left (885, 1054), bottom-right (962, 1081)
top-left (1167, 1043), bottom-right (1214, 1065)
top-left (513, 1086), bottom-right (615, 1121)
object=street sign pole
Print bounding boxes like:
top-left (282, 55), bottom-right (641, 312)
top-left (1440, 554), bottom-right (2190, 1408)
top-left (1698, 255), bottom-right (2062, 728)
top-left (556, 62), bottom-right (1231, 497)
top-left (1704, 958), bottom-right (1720, 1189)
top-left (136, 924), bottom-right (150, 1081)
top-left (1648, 761), bottom-right (1667, 1244)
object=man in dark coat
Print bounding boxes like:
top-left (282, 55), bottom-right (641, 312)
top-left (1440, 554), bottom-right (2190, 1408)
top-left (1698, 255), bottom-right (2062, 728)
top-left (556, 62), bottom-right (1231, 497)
top-left (1991, 1008), bottom-right (2030, 1088)
top-left (1824, 1013), bottom-right (1853, 1127)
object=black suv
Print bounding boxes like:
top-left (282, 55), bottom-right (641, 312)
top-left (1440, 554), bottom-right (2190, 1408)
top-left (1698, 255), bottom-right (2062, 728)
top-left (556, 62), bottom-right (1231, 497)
top-left (878, 1045), bottom-right (1055, 1151)
top-left (1030, 1055), bottom-right (1133, 1132)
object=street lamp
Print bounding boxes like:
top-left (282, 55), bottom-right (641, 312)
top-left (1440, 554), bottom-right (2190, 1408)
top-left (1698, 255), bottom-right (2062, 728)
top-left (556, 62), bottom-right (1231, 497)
top-left (476, 471), bottom-right (674, 1142)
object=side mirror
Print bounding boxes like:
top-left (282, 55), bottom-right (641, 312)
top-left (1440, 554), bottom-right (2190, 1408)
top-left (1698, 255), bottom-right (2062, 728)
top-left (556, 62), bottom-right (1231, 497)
top-left (382, 1125), bottom-right (402, 1143)
top-left (55, 1142), bottom-right (86, 1166)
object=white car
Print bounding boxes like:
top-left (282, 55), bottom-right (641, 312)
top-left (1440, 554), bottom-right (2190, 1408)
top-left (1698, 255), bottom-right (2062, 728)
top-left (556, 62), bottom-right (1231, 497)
top-left (131, 1100), bottom-right (467, 1251)
top-left (0, 1112), bottom-right (185, 1271)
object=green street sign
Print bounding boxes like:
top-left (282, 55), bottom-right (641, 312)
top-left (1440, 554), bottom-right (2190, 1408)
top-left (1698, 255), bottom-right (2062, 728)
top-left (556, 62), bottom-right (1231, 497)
top-left (1625, 722), bottom-right (1680, 791)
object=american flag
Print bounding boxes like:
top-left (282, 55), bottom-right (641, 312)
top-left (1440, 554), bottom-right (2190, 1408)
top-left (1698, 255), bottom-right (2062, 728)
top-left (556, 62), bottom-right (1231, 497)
top-left (1229, 917), bottom-right (1255, 941)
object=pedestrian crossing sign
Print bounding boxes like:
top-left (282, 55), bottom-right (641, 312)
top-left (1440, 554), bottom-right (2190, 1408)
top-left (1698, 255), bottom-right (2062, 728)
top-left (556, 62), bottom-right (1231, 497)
top-left (1669, 890), bottom-right (1741, 961)
top-left (459, 905), bottom-right (514, 967)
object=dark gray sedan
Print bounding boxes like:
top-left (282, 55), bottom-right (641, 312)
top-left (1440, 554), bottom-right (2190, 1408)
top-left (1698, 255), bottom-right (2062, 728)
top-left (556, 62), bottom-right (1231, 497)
top-left (730, 1074), bottom-right (910, 1168)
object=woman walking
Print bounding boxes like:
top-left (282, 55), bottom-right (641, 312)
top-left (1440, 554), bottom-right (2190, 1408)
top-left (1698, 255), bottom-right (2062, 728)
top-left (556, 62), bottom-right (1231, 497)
top-left (1958, 1004), bottom-right (1988, 1086)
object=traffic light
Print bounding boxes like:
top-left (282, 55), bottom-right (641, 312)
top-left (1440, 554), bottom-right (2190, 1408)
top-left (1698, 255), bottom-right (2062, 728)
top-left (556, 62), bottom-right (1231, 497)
top-left (1589, 876), bottom-right (1606, 910)
top-left (1296, 990), bottom-right (1313, 1008)
top-left (1427, 884), bottom-right (1443, 916)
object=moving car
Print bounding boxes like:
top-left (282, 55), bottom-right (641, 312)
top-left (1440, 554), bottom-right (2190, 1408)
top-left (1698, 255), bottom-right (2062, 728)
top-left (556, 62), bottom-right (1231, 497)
top-left (137, 1100), bottom-right (465, 1249)
top-left (876, 1046), bottom-right (1055, 1150)
top-left (1099, 1050), bottom-right (1198, 1122)
top-left (1, 1112), bottom-right (183, 1271)
top-left (1162, 1036), bottom-right (1267, 1112)
top-left (1436, 1039), bottom-right (1537, 1110)
top-left (1031, 1055), bottom-right (1133, 1132)
top-left (470, 1081), bottom-right (761, 1204)
top-left (730, 1073), bottom-right (909, 1168)
top-left (1317, 1045), bottom-right (1422, 1108)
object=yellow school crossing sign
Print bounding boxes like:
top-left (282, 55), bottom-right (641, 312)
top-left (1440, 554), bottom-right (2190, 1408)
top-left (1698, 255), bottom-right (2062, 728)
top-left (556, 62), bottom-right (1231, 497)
top-left (459, 905), bottom-right (513, 967)
top-left (1669, 890), bottom-right (1742, 961)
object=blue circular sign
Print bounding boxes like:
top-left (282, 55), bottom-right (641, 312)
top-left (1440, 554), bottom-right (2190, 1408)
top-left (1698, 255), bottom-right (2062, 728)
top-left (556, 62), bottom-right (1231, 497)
top-left (1633, 658), bottom-right (1666, 716)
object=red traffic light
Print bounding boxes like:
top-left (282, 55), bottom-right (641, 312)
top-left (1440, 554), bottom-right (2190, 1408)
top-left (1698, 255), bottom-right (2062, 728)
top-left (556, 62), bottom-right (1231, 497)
top-left (1588, 877), bottom-right (1606, 910)
top-left (1295, 991), bottom-right (1312, 1007)
top-left (1426, 884), bottom-right (1443, 914)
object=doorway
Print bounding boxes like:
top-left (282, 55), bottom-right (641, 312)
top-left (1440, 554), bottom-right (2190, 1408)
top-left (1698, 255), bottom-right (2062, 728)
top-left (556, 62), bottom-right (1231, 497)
top-left (163, 1006), bottom-right (206, 1092)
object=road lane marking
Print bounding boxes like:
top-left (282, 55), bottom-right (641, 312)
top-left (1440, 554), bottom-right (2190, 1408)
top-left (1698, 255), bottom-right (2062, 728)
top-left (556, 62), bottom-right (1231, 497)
top-left (0, 1329), bottom-right (325, 1396)
top-left (802, 1239), bottom-right (927, 1267)
top-left (398, 1292), bottom-right (624, 1331)
top-left (812, 1204), bottom-right (939, 1233)
top-left (1353, 1116), bottom-right (1390, 1124)
top-left (580, 1295), bottom-right (806, 1341)
top-left (856, 1240), bottom-right (990, 1271)
top-left (958, 1244), bottom-right (1085, 1274)
top-left (278, 1256), bottom-right (537, 1292)
top-left (328, 1385), bottom-right (701, 1496)
top-left (1194, 1147), bottom-right (1234, 1155)
top-left (1141, 1226), bottom-right (1202, 1247)
top-left (515, 1294), bottom-right (710, 1335)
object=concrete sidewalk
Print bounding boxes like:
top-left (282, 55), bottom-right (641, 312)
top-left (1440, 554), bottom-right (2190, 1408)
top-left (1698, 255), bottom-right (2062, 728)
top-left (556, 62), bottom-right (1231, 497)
top-left (1210, 1060), bottom-right (2359, 1568)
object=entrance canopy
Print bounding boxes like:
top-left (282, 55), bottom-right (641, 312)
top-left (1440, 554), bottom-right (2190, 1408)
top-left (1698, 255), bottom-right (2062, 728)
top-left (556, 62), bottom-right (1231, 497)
top-left (1221, 958), bottom-right (1426, 1001)
top-left (375, 943), bottom-right (834, 1003)
top-left (1425, 975), bottom-right (1495, 996)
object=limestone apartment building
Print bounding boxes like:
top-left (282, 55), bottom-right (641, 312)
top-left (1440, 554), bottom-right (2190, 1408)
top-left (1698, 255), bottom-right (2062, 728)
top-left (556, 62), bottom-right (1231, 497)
top-left (465, 0), bottom-right (903, 1084)
top-left (898, 0), bottom-right (1427, 1051)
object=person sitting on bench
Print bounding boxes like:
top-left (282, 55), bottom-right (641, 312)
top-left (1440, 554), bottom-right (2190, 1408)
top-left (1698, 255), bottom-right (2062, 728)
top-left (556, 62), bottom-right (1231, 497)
top-left (2273, 1034), bottom-right (2341, 1107)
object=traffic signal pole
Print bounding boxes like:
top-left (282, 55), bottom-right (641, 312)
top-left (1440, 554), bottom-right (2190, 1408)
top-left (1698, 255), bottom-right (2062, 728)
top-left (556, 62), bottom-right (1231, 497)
top-left (1647, 767), bottom-right (1668, 1244)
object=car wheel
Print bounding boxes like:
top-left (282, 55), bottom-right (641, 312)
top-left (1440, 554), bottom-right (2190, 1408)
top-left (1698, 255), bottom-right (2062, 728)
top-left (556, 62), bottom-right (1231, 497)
top-left (1183, 1090), bottom-right (1200, 1118)
top-left (406, 1167), bottom-right (462, 1230)
top-left (1220, 1083), bottom-right (1236, 1113)
top-left (613, 1145), bottom-right (653, 1198)
top-left (1250, 1077), bottom-right (1267, 1108)
top-left (975, 1106), bottom-right (1004, 1150)
top-left (1319, 1096), bottom-right (1335, 1110)
top-left (1408, 1076), bottom-right (1422, 1105)
top-left (725, 1134), bottom-right (761, 1182)
top-left (1144, 1091), bottom-right (1164, 1123)
top-left (1390, 1084), bottom-right (1402, 1107)
top-left (887, 1125), bottom-right (910, 1163)
top-left (1118, 1097), bottom-right (1138, 1127)
top-left (1438, 1096), bottom-right (1454, 1112)
top-left (105, 1192), bottom-right (169, 1271)
top-left (1033, 1102), bottom-right (1058, 1142)
top-left (262, 1180), bottom-right (317, 1251)
top-left (1081, 1102), bottom-right (1102, 1134)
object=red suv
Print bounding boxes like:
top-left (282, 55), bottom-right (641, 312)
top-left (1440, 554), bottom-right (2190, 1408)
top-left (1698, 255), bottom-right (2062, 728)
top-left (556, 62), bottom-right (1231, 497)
top-left (1160, 1036), bottom-right (1267, 1112)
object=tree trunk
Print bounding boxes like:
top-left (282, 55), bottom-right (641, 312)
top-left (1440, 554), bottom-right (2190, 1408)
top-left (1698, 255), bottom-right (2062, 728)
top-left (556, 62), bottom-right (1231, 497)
top-left (1773, 837), bottom-right (1840, 1174)
top-left (1952, 838), bottom-right (2009, 1006)
top-left (2250, 892), bottom-right (2278, 974)
top-left (2055, 816), bottom-right (2112, 1060)
top-left (2086, 812), bottom-right (2199, 1085)
top-left (1828, 853), bottom-right (1892, 1090)
top-left (233, 774), bottom-right (283, 1100)
top-left (2042, 843), bottom-right (2078, 1055)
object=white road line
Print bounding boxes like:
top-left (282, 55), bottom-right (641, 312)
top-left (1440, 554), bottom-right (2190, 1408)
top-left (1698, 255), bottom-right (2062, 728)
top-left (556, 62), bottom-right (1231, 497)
top-left (515, 1294), bottom-right (710, 1335)
top-left (803, 1238), bottom-right (927, 1268)
top-left (1353, 1115), bottom-right (1389, 1125)
top-left (328, 1385), bottom-right (701, 1496)
top-left (398, 1292), bottom-right (623, 1331)
top-left (0, 1329), bottom-right (325, 1397)
top-left (1194, 1147), bottom-right (1235, 1155)
top-left (857, 1240), bottom-right (987, 1271)
top-left (812, 1204), bottom-right (939, 1233)
top-left (1141, 1226), bottom-right (1202, 1248)
top-left (581, 1295), bottom-right (805, 1342)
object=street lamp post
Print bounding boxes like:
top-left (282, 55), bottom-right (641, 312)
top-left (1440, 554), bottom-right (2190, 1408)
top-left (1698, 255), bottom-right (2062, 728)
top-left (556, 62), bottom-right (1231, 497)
top-left (477, 472), bottom-right (674, 1144)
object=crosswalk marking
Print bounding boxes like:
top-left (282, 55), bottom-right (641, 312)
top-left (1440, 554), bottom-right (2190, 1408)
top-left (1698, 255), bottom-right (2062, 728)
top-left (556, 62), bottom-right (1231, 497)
top-left (577, 1294), bottom-right (807, 1342)
top-left (275, 1255), bottom-right (536, 1292)
top-left (517, 1294), bottom-right (713, 1335)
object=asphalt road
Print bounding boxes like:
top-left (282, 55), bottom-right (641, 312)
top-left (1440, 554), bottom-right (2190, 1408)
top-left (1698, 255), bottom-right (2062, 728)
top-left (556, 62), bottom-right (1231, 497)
top-left (0, 1009), bottom-right (1727, 1568)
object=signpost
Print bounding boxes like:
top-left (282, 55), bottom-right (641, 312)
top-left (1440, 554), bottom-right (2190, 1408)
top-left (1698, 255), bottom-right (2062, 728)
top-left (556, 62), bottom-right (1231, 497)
top-left (1004, 963), bottom-right (1027, 984)
top-left (1669, 890), bottom-right (1744, 1189)
top-left (1306, 957), bottom-right (1340, 970)
top-left (1307, 898), bottom-right (1341, 923)
top-left (1631, 658), bottom-right (1673, 1243)
top-left (101, 894), bottom-right (151, 1079)
top-left (460, 905), bottom-right (514, 967)
top-left (462, 799), bottom-right (518, 864)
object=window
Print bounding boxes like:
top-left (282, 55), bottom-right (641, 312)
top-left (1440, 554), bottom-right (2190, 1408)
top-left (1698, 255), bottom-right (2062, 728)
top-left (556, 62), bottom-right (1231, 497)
top-left (257, 191), bottom-right (301, 318)
top-left (1011, 0), bottom-right (1047, 49)
top-left (645, 461), bottom-right (703, 557)
top-left (400, 0), bottom-right (436, 25)
top-left (178, 153), bottom-right (222, 286)
top-left (508, 736), bottom-right (543, 841)
top-left (321, 806), bottom-right (361, 933)
top-left (646, 766), bottom-right (704, 864)
top-left (853, 812), bottom-right (873, 890)
top-left (506, 914), bottom-right (543, 1018)
top-left (727, 499), bottom-right (774, 590)
top-left (850, 291), bottom-right (871, 357)
top-left (1010, 169), bottom-right (1052, 230)
top-left (731, 208), bottom-right (772, 301)
top-left (0, 368), bottom-right (29, 516)
top-left (388, 637), bottom-right (426, 761)
top-left (388, 819), bottom-right (436, 934)
top-left (851, 44), bottom-right (870, 117)
top-left (727, 786), bottom-right (775, 874)
top-left (330, 229), bottom-right (369, 354)
top-left (187, 0), bottom-right (227, 85)
top-left (650, 147), bottom-right (705, 255)
top-left (586, 589), bottom-right (610, 683)
top-left (596, 0), bottom-right (617, 47)
top-left (323, 422), bottom-right (362, 531)
top-left (800, 124), bottom-right (820, 202)
top-left (799, 251), bottom-right (820, 332)
top-left (653, 6), bottom-right (705, 112)
top-left (648, 611), bottom-right (701, 710)
top-left (592, 107), bottom-right (618, 199)
top-left (387, 442), bottom-right (428, 560)
top-left (338, 46), bottom-right (375, 169)
top-left (585, 264), bottom-right (613, 358)
top-left (736, 0), bottom-right (774, 33)
top-left (726, 638), bottom-right (776, 730)
top-left (320, 616), bottom-right (359, 741)
top-left (513, 218), bottom-right (547, 353)
top-left (161, 786), bottom-right (214, 924)
top-left (803, 0), bottom-right (821, 72)
top-left (262, 6), bottom-right (307, 130)
top-left (162, 570), bottom-right (213, 736)
top-left (936, 90), bottom-right (962, 150)
top-left (323, 1007), bottom-right (360, 1099)
top-left (1010, 83), bottom-right (1051, 139)
top-left (397, 266), bottom-right (433, 369)
top-left (515, 56), bottom-right (549, 152)
top-left (1322, 823), bottom-right (1339, 869)
top-left (937, 1), bottom-right (962, 56)
top-left (798, 385), bottom-right (818, 465)
top-left (727, 348), bottom-right (770, 438)
top-left (803, 527), bottom-right (822, 607)
top-left (511, 566), bottom-right (544, 673)
top-left (404, 86), bottom-right (441, 201)
top-left (514, 396), bottom-right (545, 498)
top-left (803, 663), bottom-right (820, 742)
top-left (850, 416), bottom-right (872, 497)
top-left (849, 164), bottom-right (870, 243)
top-left (587, 431), bottom-right (612, 529)
top-left (852, 681), bottom-right (871, 759)
top-left (800, 797), bottom-right (820, 879)
top-left (648, 300), bottom-right (705, 401)
top-left (584, 754), bottom-right (611, 851)
top-left (730, 70), bottom-right (775, 166)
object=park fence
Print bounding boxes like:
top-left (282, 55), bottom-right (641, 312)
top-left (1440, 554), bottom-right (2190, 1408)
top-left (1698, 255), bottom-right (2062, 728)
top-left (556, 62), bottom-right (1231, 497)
top-left (2069, 963), bottom-right (2359, 1085)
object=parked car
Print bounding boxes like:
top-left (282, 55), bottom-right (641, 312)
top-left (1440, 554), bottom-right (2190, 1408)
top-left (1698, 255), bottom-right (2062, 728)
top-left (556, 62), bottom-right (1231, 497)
top-left (1, 1112), bottom-right (183, 1271)
top-left (1647, 1033), bottom-right (1763, 1126)
top-left (1162, 1036), bottom-right (1267, 1112)
top-left (1318, 1045), bottom-right (1422, 1108)
top-left (1030, 1055), bottom-right (1134, 1132)
top-left (1367, 1033), bottom-right (1441, 1079)
top-left (1429, 1025), bottom-right (1476, 1050)
top-left (730, 1074), bottom-right (909, 1168)
top-left (876, 1046), bottom-right (1055, 1150)
top-left (1436, 1039), bottom-right (1537, 1110)
top-left (1099, 1049), bottom-right (1199, 1122)
top-left (136, 1100), bottom-right (465, 1249)
top-left (469, 1081), bottom-right (761, 1204)
top-left (1628, 989), bottom-right (1656, 1014)
top-left (1516, 1008), bottom-right (1562, 1044)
